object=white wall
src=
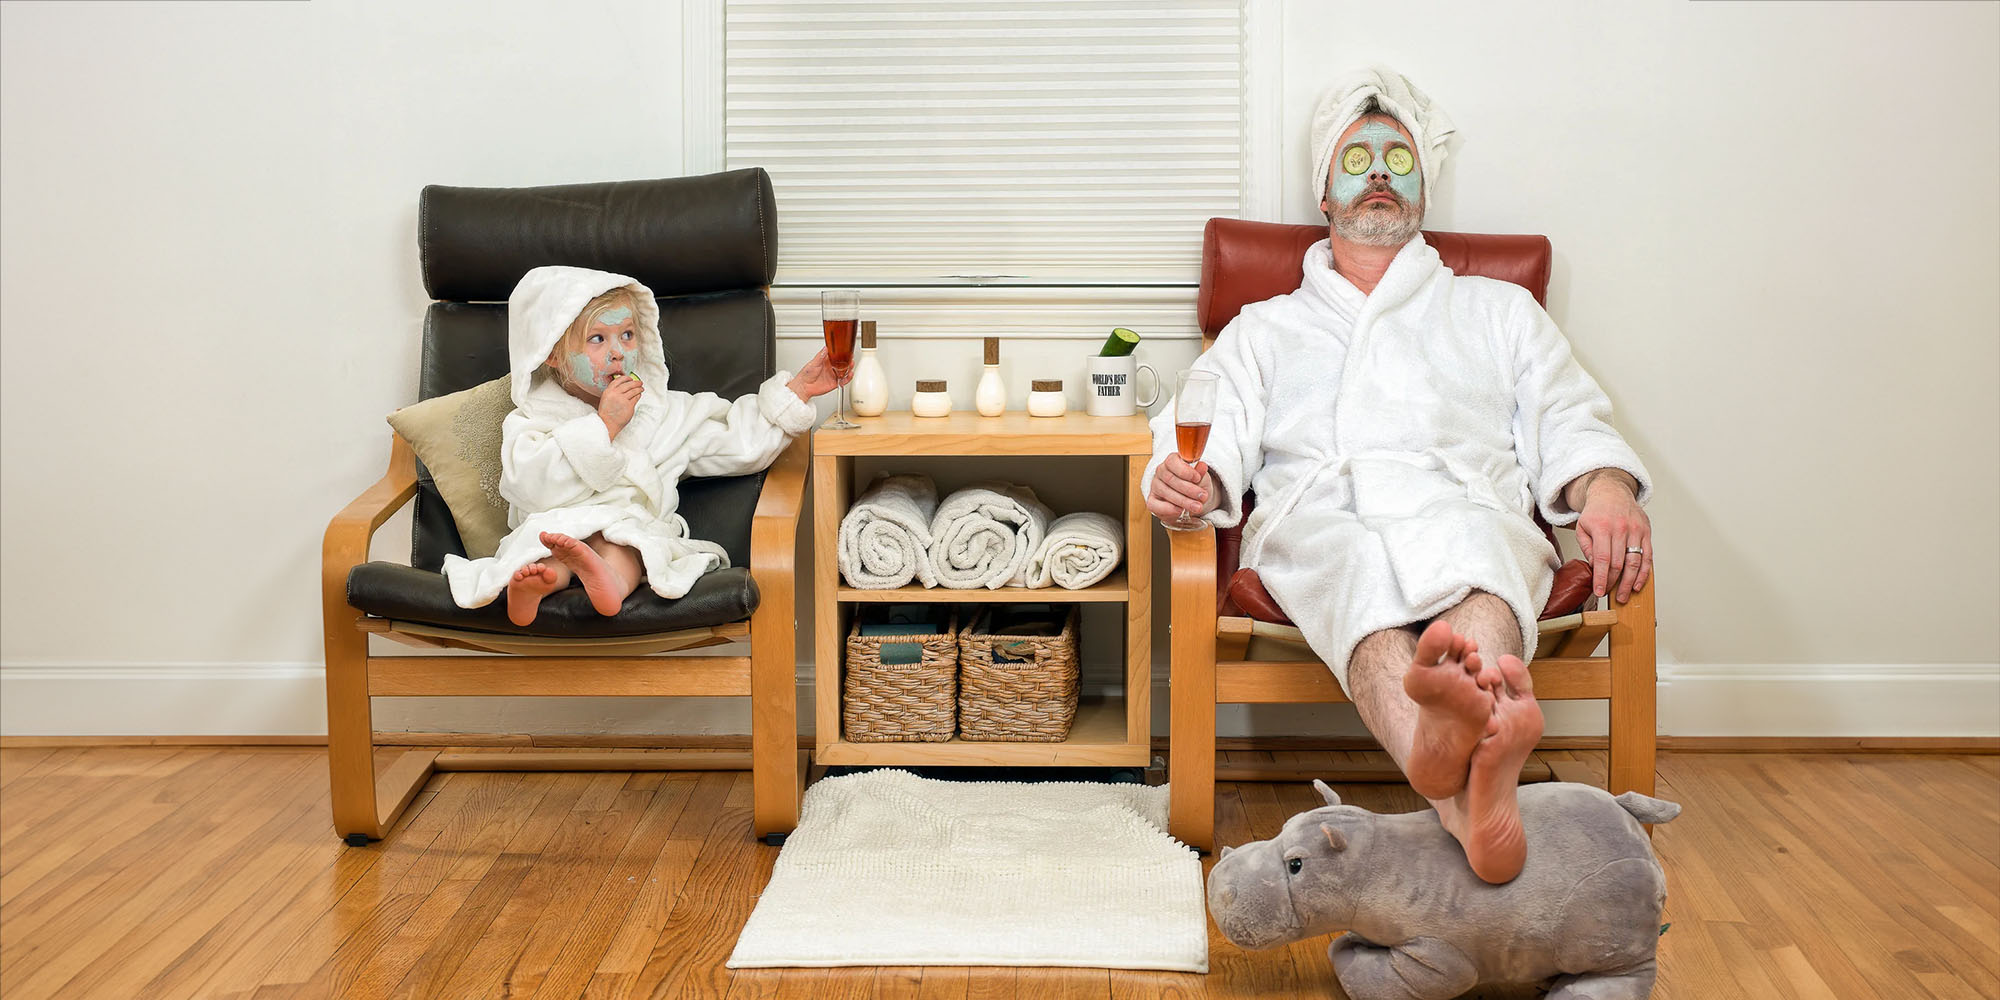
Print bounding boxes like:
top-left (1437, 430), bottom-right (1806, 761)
top-left (3, 0), bottom-right (1995, 739)
top-left (0, 0), bottom-right (692, 731)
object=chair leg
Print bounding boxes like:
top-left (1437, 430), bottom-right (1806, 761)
top-left (324, 615), bottom-right (382, 843)
top-left (1169, 528), bottom-right (1217, 852)
top-left (1607, 571), bottom-right (1658, 801)
top-left (749, 569), bottom-right (800, 842)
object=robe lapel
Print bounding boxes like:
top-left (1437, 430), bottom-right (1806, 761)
top-left (1330, 238), bottom-right (1443, 448)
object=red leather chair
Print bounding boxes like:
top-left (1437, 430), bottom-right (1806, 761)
top-left (1167, 219), bottom-right (1658, 852)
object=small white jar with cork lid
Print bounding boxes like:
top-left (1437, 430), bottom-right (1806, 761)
top-left (911, 379), bottom-right (952, 417)
top-left (1026, 379), bottom-right (1067, 417)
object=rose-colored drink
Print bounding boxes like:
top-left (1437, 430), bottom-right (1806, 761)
top-left (823, 318), bottom-right (857, 376)
top-left (1168, 369), bottom-right (1220, 529)
top-left (820, 289), bottom-right (861, 429)
top-left (1176, 421), bottom-right (1211, 462)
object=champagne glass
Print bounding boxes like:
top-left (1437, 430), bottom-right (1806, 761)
top-left (821, 289), bottom-right (860, 429)
top-left (1171, 369), bottom-right (1218, 529)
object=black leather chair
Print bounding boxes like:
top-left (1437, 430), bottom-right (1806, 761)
top-left (322, 169), bottom-right (808, 846)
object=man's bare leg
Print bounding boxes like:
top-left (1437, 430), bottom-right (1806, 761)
top-left (1348, 626), bottom-right (1491, 803)
top-left (1402, 619), bottom-right (1499, 800)
top-left (1460, 651), bottom-right (1542, 884)
top-left (1347, 591), bottom-right (1541, 884)
top-left (540, 531), bottom-right (641, 615)
top-left (1435, 591), bottom-right (1540, 883)
top-left (506, 559), bottom-right (573, 626)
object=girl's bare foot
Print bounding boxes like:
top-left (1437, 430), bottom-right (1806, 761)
top-left (506, 562), bottom-right (564, 626)
top-left (1459, 653), bottom-right (1544, 884)
top-left (1403, 620), bottom-right (1500, 800)
top-left (540, 532), bottom-right (629, 616)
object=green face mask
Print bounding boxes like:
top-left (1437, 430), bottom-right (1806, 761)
top-left (1330, 120), bottom-right (1421, 210)
top-left (567, 351), bottom-right (612, 392)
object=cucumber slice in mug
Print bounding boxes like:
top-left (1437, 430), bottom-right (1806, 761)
top-left (1098, 327), bottom-right (1141, 357)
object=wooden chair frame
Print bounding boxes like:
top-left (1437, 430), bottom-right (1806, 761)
top-left (1167, 526), bottom-right (1657, 851)
top-left (320, 431), bottom-right (810, 846)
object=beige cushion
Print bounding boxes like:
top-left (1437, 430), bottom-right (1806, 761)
top-left (385, 375), bottom-right (513, 559)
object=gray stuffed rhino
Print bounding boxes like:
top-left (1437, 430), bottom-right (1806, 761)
top-left (1208, 780), bottom-right (1679, 1000)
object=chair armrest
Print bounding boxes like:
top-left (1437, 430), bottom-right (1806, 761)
top-left (1611, 563), bottom-right (1657, 625)
top-left (1169, 524), bottom-right (1218, 623)
top-left (323, 434), bottom-right (419, 585)
top-left (749, 434), bottom-right (811, 574)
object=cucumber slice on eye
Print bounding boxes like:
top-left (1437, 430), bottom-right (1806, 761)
top-left (1385, 147), bottom-right (1414, 175)
top-left (1341, 146), bottom-right (1372, 175)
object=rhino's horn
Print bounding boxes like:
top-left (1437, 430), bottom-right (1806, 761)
top-left (1314, 779), bottom-right (1342, 806)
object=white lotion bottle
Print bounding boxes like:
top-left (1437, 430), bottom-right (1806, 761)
top-left (849, 320), bottom-right (888, 417)
top-left (975, 337), bottom-right (1006, 417)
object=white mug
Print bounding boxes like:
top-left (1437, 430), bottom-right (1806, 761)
top-left (1084, 355), bottom-right (1160, 417)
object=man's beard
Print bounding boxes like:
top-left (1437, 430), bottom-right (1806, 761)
top-left (1331, 190), bottom-right (1423, 247)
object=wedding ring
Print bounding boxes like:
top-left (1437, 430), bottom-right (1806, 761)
top-left (1625, 546), bottom-right (1644, 553)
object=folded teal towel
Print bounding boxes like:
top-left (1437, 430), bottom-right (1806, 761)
top-left (859, 623), bottom-right (940, 637)
top-left (860, 609), bottom-right (942, 664)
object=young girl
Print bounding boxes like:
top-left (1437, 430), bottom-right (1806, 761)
top-left (443, 265), bottom-right (842, 625)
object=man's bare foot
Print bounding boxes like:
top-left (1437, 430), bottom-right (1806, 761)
top-left (540, 532), bottom-right (627, 616)
top-left (506, 562), bottom-right (563, 626)
top-left (1459, 654), bottom-right (1544, 884)
top-left (1403, 620), bottom-right (1499, 800)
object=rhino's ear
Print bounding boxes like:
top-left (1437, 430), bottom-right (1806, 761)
top-left (1320, 823), bottom-right (1348, 852)
top-left (1314, 779), bottom-right (1342, 807)
top-left (1219, 844), bottom-right (1237, 860)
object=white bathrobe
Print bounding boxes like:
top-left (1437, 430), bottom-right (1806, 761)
top-left (443, 266), bottom-right (816, 609)
top-left (1142, 238), bottom-right (1650, 689)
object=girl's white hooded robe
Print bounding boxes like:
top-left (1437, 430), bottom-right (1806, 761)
top-left (443, 266), bottom-right (816, 609)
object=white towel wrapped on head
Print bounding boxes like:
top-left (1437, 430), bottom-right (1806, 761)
top-left (1309, 65), bottom-right (1457, 214)
top-left (1024, 512), bottom-right (1124, 589)
top-left (838, 474), bottom-right (939, 589)
top-left (927, 482), bottom-right (1053, 589)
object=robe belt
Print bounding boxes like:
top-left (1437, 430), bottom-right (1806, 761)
top-left (1240, 451), bottom-right (1513, 569)
top-left (1241, 454), bottom-right (1352, 570)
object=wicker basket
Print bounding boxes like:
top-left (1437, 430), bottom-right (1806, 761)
top-left (956, 605), bottom-right (1080, 742)
top-left (843, 607), bottom-right (958, 742)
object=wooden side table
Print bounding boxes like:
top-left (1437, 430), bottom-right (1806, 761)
top-left (811, 410), bottom-right (1154, 767)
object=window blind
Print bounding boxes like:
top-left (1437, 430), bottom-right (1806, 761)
top-left (723, 0), bottom-right (1245, 285)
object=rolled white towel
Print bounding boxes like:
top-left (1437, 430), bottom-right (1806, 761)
top-left (1024, 512), bottom-right (1124, 589)
top-left (927, 481), bottom-right (1053, 590)
top-left (838, 474), bottom-right (939, 589)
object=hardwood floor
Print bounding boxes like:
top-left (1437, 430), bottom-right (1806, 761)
top-left (0, 746), bottom-right (1993, 998)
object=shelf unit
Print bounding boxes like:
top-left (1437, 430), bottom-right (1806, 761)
top-left (811, 410), bottom-right (1154, 768)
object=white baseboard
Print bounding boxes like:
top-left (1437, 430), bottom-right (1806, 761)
top-left (1655, 662), bottom-right (2000, 737)
top-left (2, 661), bottom-right (1995, 739)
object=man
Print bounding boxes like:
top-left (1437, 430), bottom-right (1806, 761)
top-left (1141, 67), bottom-right (1653, 885)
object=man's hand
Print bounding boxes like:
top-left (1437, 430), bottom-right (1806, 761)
top-left (598, 375), bottom-right (643, 439)
top-left (787, 348), bottom-right (849, 402)
top-left (1146, 453), bottom-right (1217, 524)
top-left (1574, 472), bottom-right (1651, 603)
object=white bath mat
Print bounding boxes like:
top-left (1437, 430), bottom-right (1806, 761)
top-left (726, 769), bottom-right (1208, 972)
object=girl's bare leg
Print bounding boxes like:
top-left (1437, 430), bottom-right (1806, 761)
top-left (540, 531), bottom-right (642, 615)
top-left (506, 559), bottom-right (573, 626)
